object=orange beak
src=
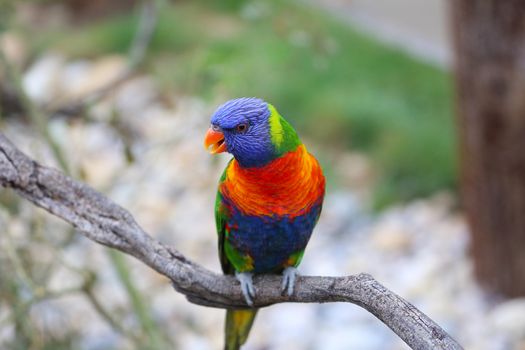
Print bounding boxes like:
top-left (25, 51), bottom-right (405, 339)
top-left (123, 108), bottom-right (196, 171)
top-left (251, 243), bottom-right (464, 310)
top-left (204, 127), bottom-right (227, 154)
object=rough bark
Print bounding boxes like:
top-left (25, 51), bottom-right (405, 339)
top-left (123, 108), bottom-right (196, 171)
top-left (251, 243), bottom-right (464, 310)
top-left (0, 133), bottom-right (462, 350)
top-left (451, 1), bottom-right (525, 297)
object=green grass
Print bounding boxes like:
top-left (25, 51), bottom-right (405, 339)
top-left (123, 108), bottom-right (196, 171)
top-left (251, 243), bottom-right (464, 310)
top-left (33, 0), bottom-right (457, 207)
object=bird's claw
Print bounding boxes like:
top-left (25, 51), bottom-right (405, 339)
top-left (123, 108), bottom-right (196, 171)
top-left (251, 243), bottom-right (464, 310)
top-left (235, 272), bottom-right (255, 306)
top-left (281, 267), bottom-right (299, 296)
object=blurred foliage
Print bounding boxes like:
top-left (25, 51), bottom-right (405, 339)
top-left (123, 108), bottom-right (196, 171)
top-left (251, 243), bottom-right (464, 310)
top-left (0, 0), bottom-right (15, 31)
top-left (12, 0), bottom-right (455, 206)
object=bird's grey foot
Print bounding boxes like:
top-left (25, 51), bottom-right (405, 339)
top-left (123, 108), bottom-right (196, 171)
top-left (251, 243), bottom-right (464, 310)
top-left (235, 272), bottom-right (255, 306)
top-left (281, 267), bottom-right (299, 296)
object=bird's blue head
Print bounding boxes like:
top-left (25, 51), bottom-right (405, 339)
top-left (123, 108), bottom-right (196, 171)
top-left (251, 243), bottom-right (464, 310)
top-left (204, 97), bottom-right (276, 168)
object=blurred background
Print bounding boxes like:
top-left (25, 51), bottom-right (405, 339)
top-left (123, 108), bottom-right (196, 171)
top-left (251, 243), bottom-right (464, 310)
top-left (0, 0), bottom-right (524, 349)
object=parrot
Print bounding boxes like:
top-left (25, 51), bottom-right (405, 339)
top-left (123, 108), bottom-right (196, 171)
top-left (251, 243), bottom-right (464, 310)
top-left (204, 97), bottom-right (326, 350)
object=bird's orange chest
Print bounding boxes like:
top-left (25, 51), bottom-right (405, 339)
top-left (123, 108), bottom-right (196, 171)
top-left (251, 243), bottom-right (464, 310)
top-left (219, 145), bottom-right (325, 218)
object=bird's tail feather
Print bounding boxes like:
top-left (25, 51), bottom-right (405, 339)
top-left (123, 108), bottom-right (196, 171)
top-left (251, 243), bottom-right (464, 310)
top-left (224, 309), bottom-right (258, 350)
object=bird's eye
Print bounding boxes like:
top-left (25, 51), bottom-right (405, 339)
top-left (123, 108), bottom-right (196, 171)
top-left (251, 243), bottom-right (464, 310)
top-left (236, 123), bottom-right (248, 133)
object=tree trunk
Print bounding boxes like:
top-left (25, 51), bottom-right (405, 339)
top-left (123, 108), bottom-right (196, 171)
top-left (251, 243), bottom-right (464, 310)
top-left (451, 1), bottom-right (525, 297)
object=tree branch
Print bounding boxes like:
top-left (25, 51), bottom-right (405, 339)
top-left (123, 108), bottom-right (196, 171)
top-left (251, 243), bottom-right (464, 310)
top-left (0, 133), bottom-right (463, 350)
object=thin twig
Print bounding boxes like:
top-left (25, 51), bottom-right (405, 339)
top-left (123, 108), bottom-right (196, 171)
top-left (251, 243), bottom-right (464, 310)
top-left (3, 229), bottom-right (38, 291)
top-left (49, 0), bottom-right (160, 119)
top-left (0, 49), bottom-right (70, 173)
top-left (128, 0), bottom-right (159, 70)
top-left (0, 284), bottom-right (87, 328)
top-left (108, 250), bottom-right (168, 349)
top-left (81, 272), bottom-right (140, 342)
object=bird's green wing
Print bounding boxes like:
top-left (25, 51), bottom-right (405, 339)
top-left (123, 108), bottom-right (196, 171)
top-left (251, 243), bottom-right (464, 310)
top-left (216, 166), bottom-right (258, 350)
top-left (215, 166), bottom-right (234, 275)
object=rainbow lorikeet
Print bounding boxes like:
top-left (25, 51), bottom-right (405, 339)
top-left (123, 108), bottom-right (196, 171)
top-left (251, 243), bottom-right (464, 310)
top-left (204, 98), bottom-right (325, 350)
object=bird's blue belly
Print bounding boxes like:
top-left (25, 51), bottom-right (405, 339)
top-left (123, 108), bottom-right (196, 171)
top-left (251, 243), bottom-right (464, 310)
top-left (227, 203), bottom-right (322, 273)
